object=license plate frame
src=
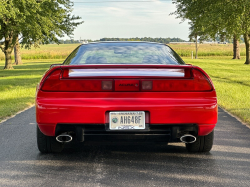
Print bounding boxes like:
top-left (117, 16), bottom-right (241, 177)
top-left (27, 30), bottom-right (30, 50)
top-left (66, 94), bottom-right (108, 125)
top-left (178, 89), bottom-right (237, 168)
top-left (109, 111), bottom-right (145, 130)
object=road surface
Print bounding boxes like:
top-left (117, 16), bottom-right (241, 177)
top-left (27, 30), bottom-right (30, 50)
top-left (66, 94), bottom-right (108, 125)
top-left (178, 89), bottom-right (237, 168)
top-left (0, 107), bottom-right (250, 187)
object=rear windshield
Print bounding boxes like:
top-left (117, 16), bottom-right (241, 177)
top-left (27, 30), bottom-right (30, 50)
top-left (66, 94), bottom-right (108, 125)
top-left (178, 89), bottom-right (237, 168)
top-left (63, 42), bottom-right (185, 65)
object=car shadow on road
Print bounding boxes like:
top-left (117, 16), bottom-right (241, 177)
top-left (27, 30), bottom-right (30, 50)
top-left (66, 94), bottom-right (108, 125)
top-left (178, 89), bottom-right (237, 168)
top-left (33, 140), bottom-right (250, 187)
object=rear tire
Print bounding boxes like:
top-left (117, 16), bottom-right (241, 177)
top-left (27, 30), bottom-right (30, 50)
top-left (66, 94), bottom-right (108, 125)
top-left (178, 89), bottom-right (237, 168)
top-left (185, 131), bottom-right (214, 153)
top-left (37, 125), bottom-right (64, 153)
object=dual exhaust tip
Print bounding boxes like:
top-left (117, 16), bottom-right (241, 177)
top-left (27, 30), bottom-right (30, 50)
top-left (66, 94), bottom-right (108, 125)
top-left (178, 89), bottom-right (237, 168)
top-left (180, 134), bottom-right (196, 144)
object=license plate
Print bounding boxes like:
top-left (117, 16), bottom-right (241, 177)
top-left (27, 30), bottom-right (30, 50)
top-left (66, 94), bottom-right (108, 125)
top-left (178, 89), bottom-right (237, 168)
top-left (109, 111), bottom-right (145, 130)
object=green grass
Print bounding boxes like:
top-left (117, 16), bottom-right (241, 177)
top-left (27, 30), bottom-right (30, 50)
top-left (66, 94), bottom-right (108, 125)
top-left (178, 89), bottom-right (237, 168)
top-left (184, 56), bottom-right (250, 124)
top-left (0, 59), bottom-right (62, 121)
top-left (0, 44), bottom-right (80, 61)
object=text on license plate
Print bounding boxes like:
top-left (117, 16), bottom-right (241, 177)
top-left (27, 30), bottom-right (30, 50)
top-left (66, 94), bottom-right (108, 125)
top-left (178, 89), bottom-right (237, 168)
top-left (109, 111), bottom-right (145, 130)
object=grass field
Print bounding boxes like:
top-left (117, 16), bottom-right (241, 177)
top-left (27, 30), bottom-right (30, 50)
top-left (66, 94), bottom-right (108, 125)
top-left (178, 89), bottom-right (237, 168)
top-left (184, 57), bottom-right (250, 124)
top-left (0, 43), bottom-right (249, 126)
top-left (169, 43), bottom-right (246, 57)
top-left (0, 60), bottom-right (61, 121)
top-left (0, 43), bottom-right (247, 61)
top-left (0, 44), bottom-right (80, 61)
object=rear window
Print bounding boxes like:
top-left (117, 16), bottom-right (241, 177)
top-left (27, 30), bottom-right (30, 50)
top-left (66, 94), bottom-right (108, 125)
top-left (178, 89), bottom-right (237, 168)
top-left (63, 42), bottom-right (185, 65)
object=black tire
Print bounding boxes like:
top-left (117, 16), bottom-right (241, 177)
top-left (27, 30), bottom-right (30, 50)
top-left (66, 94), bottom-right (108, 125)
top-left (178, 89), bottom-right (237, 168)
top-left (37, 125), bottom-right (64, 153)
top-left (186, 131), bottom-right (214, 153)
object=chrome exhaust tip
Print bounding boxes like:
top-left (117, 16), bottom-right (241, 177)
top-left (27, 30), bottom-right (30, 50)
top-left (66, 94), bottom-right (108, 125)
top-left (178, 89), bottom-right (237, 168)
top-left (180, 134), bottom-right (196, 144)
top-left (56, 134), bottom-right (73, 143)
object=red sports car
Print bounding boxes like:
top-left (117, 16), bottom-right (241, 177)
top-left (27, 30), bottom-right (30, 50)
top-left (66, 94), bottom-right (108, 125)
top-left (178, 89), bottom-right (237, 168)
top-left (36, 42), bottom-right (217, 153)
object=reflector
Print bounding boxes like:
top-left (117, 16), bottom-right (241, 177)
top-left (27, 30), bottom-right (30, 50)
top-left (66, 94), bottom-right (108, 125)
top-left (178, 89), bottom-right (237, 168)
top-left (142, 81), bottom-right (152, 90)
top-left (102, 81), bottom-right (113, 90)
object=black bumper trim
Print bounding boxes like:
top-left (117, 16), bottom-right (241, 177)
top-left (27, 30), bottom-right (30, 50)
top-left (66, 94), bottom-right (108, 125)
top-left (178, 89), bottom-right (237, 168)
top-left (55, 124), bottom-right (198, 143)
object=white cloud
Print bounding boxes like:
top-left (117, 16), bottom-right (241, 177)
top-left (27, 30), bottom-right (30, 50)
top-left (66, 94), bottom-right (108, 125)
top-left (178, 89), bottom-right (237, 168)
top-left (68, 1), bottom-right (189, 40)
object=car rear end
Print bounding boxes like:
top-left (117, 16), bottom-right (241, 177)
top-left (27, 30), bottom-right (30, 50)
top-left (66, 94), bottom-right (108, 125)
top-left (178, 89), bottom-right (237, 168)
top-left (36, 42), bottom-right (217, 153)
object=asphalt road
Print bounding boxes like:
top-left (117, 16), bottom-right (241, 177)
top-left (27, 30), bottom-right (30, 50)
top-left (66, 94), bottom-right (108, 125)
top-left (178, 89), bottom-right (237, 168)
top-left (0, 107), bottom-right (250, 187)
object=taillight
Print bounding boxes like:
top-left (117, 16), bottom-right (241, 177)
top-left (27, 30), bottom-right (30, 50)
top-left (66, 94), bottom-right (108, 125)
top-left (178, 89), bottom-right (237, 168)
top-left (41, 69), bottom-right (113, 92)
top-left (192, 69), bottom-right (213, 91)
top-left (41, 69), bottom-right (62, 91)
top-left (141, 68), bottom-right (213, 92)
top-left (40, 67), bottom-right (213, 92)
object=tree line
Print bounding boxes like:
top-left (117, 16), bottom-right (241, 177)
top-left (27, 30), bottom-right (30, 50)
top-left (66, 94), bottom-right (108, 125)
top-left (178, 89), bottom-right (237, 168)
top-left (172, 0), bottom-right (250, 64)
top-left (99, 37), bottom-right (186, 44)
top-left (58, 40), bottom-right (82, 44)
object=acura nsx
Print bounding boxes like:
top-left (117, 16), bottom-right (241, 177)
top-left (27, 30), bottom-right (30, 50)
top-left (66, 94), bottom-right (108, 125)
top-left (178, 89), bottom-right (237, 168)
top-left (36, 42), bottom-right (217, 153)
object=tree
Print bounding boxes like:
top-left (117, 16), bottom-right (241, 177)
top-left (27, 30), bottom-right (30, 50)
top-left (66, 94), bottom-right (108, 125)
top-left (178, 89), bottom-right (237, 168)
top-left (188, 21), bottom-right (208, 59)
top-left (14, 39), bottom-right (22, 65)
top-left (172, 0), bottom-right (250, 64)
top-left (0, 0), bottom-right (83, 69)
top-left (233, 35), bottom-right (240, 59)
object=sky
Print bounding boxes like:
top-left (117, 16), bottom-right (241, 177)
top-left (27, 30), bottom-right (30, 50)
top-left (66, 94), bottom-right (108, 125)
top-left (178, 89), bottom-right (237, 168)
top-left (69, 0), bottom-right (190, 41)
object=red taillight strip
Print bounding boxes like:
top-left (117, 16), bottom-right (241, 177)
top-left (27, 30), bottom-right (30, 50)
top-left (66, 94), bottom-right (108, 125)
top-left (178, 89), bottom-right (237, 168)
top-left (140, 68), bottom-right (213, 92)
top-left (39, 67), bottom-right (62, 90)
top-left (194, 67), bottom-right (214, 90)
top-left (39, 66), bottom-right (214, 92)
top-left (42, 79), bottom-right (114, 92)
top-left (192, 67), bottom-right (214, 90)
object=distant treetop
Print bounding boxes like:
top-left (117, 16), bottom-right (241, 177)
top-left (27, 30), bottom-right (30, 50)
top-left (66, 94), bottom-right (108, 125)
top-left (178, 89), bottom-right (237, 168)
top-left (99, 37), bottom-right (186, 44)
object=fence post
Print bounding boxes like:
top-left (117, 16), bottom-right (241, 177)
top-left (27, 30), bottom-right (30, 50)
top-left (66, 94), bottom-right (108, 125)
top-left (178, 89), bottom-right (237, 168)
top-left (191, 51), bottom-right (193, 59)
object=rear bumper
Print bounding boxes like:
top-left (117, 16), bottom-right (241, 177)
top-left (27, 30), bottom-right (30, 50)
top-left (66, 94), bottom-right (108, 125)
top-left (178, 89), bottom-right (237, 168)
top-left (36, 91), bottom-right (217, 137)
